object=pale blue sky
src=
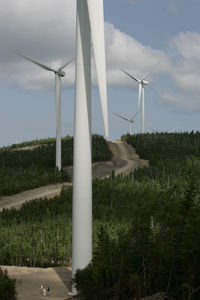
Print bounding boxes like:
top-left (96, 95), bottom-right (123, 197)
top-left (105, 0), bottom-right (200, 49)
top-left (0, 0), bottom-right (200, 146)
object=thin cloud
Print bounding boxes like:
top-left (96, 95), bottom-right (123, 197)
top-left (169, 0), bottom-right (177, 12)
top-left (169, 31), bottom-right (200, 94)
top-left (160, 91), bottom-right (200, 112)
top-left (125, 0), bottom-right (177, 12)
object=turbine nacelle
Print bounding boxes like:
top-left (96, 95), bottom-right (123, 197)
top-left (141, 80), bottom-right (149, 85)
top-left (57, 70), bottom-right (65, 77)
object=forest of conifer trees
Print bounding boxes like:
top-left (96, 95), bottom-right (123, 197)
top-left (0, 132), bottom-right (200, 299)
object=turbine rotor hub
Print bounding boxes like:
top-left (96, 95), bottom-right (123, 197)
top-left (57, 70), bottom-right (65, 77)
top-left (142, 80), bottom-right (149, 85)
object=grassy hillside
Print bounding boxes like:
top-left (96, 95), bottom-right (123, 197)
top-left (0, 132), bottom-right (200, 299)
top-left (0, 134), bottom-right (112, 196)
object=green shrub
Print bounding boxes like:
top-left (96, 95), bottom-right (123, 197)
top-left (0, 268), bottom-right (16, 300)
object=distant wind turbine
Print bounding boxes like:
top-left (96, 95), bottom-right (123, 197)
top-left (149, 126), bottom-right (159, 133)
top-left (167, 127), bottom-right (178, 133)
top-left (113, 110), bottom-right (140, 134)
top-left (149, 126), bottom-right (178, 133)
top-left (72, 0), bottom-right (108, 293)
top-left (122, 62), bottom-right (159, 134)
top-left (12, 51), bottom-right (74, 170)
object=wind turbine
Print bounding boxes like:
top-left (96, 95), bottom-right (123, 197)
top-left (72, 0), bottom-right (108, 293)
top-left (122, 62), bottom-right (159, 134)
top-left (113, 110), bottom-right (140, 134)
top-left (167, 127), bottom-right (178, 133)
top-left (148, 126), bottom-right (178, 134)
top-left (12, 51), bottom-right (74, 170)
top-left (149, 126), bottom-right (159, 133)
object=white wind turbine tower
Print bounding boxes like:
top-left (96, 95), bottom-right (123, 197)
top-left (72, 0), bottom-right (108, 293)
top-left (122, 62), bottom-right (159, 134)
top-left (113, 110), bottom-right (140, 135)
top-left (13, 51), bottom-right (74, 170)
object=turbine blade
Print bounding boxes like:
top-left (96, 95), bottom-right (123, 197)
top-left (131, 109), bottom-right (141, 121)
top-left (168, 127), bottom-right (178, 133)
top-left (113, 113), bottom-right (130, 122)
top-left (12, 50), bottom-right (56, 72)
top-left (87, 0), bottom-right (109, 137)
top-left (138, 83), bottom-right (142, 109)
top-left (142, 62), bottom-right (160, 80)
top-left (121, 69), bottom-right (140, 83)
top-left (59, 57), bottom-right (75, 71)
top-left (149, 126), bottom-right (157, 133)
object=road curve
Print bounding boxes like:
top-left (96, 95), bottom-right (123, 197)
top-left (0, 141), bottom-right (148, 211)
top-left (107, 140), bottom-right (148, 176)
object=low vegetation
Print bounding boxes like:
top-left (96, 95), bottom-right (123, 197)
top-left (0, 268), bottom-right (16, 300)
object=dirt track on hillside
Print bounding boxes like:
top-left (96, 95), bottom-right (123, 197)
top-left (0, 183), bottom-right (72, 212)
